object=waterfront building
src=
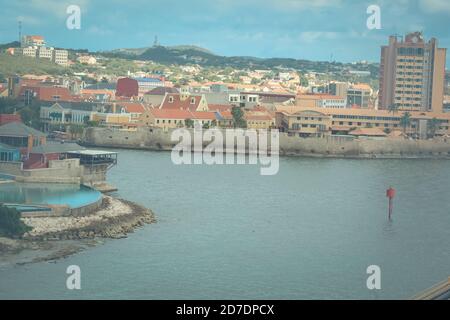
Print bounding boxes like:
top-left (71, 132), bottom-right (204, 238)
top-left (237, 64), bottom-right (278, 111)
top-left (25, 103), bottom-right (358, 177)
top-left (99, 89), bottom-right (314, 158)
top-left (348, 128), bottom-right (387, 140)
top-left (40, 102), bottom-right (94, 127)
top-left (0, 114), bottom-right (21, 126)
top-left (115, 102), bottom-right (150, 123)
top-left (24, 142), bottom-right (84, 169)
top-left (160, 93), bottom-right (209, 112)
top-left (0, 122), bottom-right (46, 155)
top-left (276, 105), bottom-right (450, 138)
top-left (277, 109), bottom-right (332, 138)
top-left (139, 108), bottom-right (218, 130)
top-left (244, 107), bottom-right (276, 129)
top-left (378, 32), bottom-right (446, 112)
top-left (0, 143), bottom-right (21, 162)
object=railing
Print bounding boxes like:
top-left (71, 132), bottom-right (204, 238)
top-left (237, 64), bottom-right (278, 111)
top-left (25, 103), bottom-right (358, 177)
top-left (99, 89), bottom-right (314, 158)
top-left (412, 277), bottom-right (450, 300)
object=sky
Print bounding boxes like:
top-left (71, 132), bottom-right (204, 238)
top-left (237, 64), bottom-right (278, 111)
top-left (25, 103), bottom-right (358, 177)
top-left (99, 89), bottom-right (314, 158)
top-left (0, 0), bottom-right (449, 64)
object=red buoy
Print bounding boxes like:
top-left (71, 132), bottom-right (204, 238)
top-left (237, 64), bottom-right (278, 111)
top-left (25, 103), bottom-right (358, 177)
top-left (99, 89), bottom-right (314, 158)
top-left (386, 187), bottom-right (396, 220)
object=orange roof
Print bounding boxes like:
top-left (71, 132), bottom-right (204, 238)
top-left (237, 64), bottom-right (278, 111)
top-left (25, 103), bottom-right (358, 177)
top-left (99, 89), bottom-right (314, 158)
top-left (117, 102), bottom-right (148, 113)
top-left (148, 109), bottom-right (217, 120)
top-left (160, 94), bottom-right (203, 111)
top-left (244, 109), bottom-right (274, 121)
top-left (208, 104), bottom-right (232, 112)
top-left (349, 128), bottom-right (387, 136)
top-left (149, 108), bottom-right (194, 119)
top-left (18, 86), bottom-right (72, 102)
top-left (28, 35), bottom-right (44, 40)
top-left (191, 111), bottom-right (216, 120)
top-left (276, 105), bottom-right (450, 120)
top-left (350, 83), bottom-right (372, 91)
top-left (297, 94), bottom-right (345, 100)
top-left (218, 110), bottom-right (233, 120)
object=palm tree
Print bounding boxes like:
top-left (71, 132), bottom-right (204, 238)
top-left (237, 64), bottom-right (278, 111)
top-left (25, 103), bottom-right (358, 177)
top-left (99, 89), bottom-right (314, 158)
top-left (388, 104), bottom-right (399, 115)
top-left (399, 112), bottom-right (411, 135)
top-left (427, 118), bottom-right (440, 139)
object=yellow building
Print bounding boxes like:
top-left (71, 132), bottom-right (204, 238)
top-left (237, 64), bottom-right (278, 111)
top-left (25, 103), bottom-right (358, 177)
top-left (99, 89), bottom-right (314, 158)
top-left (276, 105), bottom-right (450, 138)
top-left (277, 109), bottom-right (332, 137)
top-left (139, 108), bottom-right (217, 130)
top-left (244, 107), bottom-right (276, 129)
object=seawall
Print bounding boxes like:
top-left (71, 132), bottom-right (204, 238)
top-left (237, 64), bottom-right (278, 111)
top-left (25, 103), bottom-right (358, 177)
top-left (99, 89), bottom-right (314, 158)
top-left (82, 127), bottom-right (450, 159)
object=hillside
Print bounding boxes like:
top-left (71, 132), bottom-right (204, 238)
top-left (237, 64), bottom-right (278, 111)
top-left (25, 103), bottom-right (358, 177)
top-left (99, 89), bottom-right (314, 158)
top-left (103, 45), bottom-right (379, 78)
top-left (0, 41), bottom-right (20, 51)
top-left (0, 53), bottom-right (68, 78)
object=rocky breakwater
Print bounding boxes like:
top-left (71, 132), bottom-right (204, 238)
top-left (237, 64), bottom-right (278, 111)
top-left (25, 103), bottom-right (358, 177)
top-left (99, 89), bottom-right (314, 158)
top-left (22, 196), bottom-right (156, 241)
top-left (0, 196), bottom-right (155, 264)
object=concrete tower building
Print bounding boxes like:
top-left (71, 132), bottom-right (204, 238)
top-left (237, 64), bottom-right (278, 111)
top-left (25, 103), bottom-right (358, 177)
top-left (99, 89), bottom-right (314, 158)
top-left (378, 32), bottom-right (446, 113)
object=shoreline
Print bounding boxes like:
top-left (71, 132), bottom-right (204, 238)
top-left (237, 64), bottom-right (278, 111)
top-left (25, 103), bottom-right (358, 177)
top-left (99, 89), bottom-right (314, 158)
top-left (0, 196), bottom-right (156, 265)
top-left (81, 142), bottom-right (450, 160)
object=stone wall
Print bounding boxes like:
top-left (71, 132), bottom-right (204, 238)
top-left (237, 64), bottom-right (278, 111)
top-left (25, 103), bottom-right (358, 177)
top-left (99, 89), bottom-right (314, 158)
top-left (17, 159), bottom-right (82, 184)
top-left (0, 158), bottom-right (108, 184)
top-left (83, 127), bottom-right (450, 159)
top-left (0, 161), bottom-right (23, 177)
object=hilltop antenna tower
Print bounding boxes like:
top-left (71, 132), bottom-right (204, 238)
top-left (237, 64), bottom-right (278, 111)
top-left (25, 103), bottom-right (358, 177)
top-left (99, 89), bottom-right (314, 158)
top-left (18, 20), bottom-right (22, 44)
top-left (153, 35), bottom-right (159, 47)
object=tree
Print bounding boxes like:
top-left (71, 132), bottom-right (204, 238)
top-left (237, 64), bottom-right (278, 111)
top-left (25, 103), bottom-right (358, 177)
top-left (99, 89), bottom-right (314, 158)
top-left (185, 119), bottom-right (194, 128)
top-left (427, 118), bottom-right (440, 139)
top-left (388, 104), bottom-right (399, 115)
top-left (399, 112), bottom-right (411, 134)
top-left (231, 106), bottom-right (247, 128)
top-left (0, 205), bottom-right (32, 238)
top-left (69, 124), bottom-right (84, 140)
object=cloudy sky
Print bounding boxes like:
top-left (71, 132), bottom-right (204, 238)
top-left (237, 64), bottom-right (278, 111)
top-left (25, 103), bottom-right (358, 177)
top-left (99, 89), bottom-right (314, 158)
top-left (0, 0), bottom-right (449, 63)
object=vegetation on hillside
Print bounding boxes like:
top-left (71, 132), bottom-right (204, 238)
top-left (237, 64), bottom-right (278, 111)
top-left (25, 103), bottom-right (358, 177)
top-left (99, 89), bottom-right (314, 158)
top-left (0, 53), bottom-right (68, 78)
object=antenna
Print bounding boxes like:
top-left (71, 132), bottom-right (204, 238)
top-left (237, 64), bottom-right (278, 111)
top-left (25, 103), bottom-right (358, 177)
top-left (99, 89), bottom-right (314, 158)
top-left (153, 35), bottom-right (159, 47)
top-left (18, 19), bottom-right (22, 44)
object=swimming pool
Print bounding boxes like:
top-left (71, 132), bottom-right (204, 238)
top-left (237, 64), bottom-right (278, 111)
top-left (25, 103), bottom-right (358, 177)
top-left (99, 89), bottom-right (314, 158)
top-left (0, 183), bottom-right (102, 209)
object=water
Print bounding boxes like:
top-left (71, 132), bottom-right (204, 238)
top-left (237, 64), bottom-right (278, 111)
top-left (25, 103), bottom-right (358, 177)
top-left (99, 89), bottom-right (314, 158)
top-left (0, 149), bottom-right (449, 299)
top-left (0, 183), bottom-right (101, 209)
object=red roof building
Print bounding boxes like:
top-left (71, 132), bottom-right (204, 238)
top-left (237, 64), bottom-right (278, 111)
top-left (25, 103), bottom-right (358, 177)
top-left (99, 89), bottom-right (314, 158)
top-left (18, 86), bottom-right (73, 102)
top-left (160, 93), bottom-right (209, 112)
top-left (0, 114), bottom-right (21, 126)
top-left (116, 78), bottom-right (139, 98)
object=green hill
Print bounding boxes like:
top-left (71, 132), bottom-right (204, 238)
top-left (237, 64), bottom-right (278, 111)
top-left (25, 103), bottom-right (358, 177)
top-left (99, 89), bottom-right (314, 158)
top-left (103, 45), bottom-right (378, 78)
top-left (0, 53), bottom-right (68, 78)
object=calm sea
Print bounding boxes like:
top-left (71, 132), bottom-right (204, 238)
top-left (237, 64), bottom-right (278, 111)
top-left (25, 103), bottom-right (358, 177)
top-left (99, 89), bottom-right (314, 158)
top-left (0, 149), bottom-right (449, 299)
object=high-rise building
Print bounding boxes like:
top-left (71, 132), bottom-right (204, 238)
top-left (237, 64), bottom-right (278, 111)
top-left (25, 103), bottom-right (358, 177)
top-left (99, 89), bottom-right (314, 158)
top-left (378, 32), bottom-right (447, 113)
